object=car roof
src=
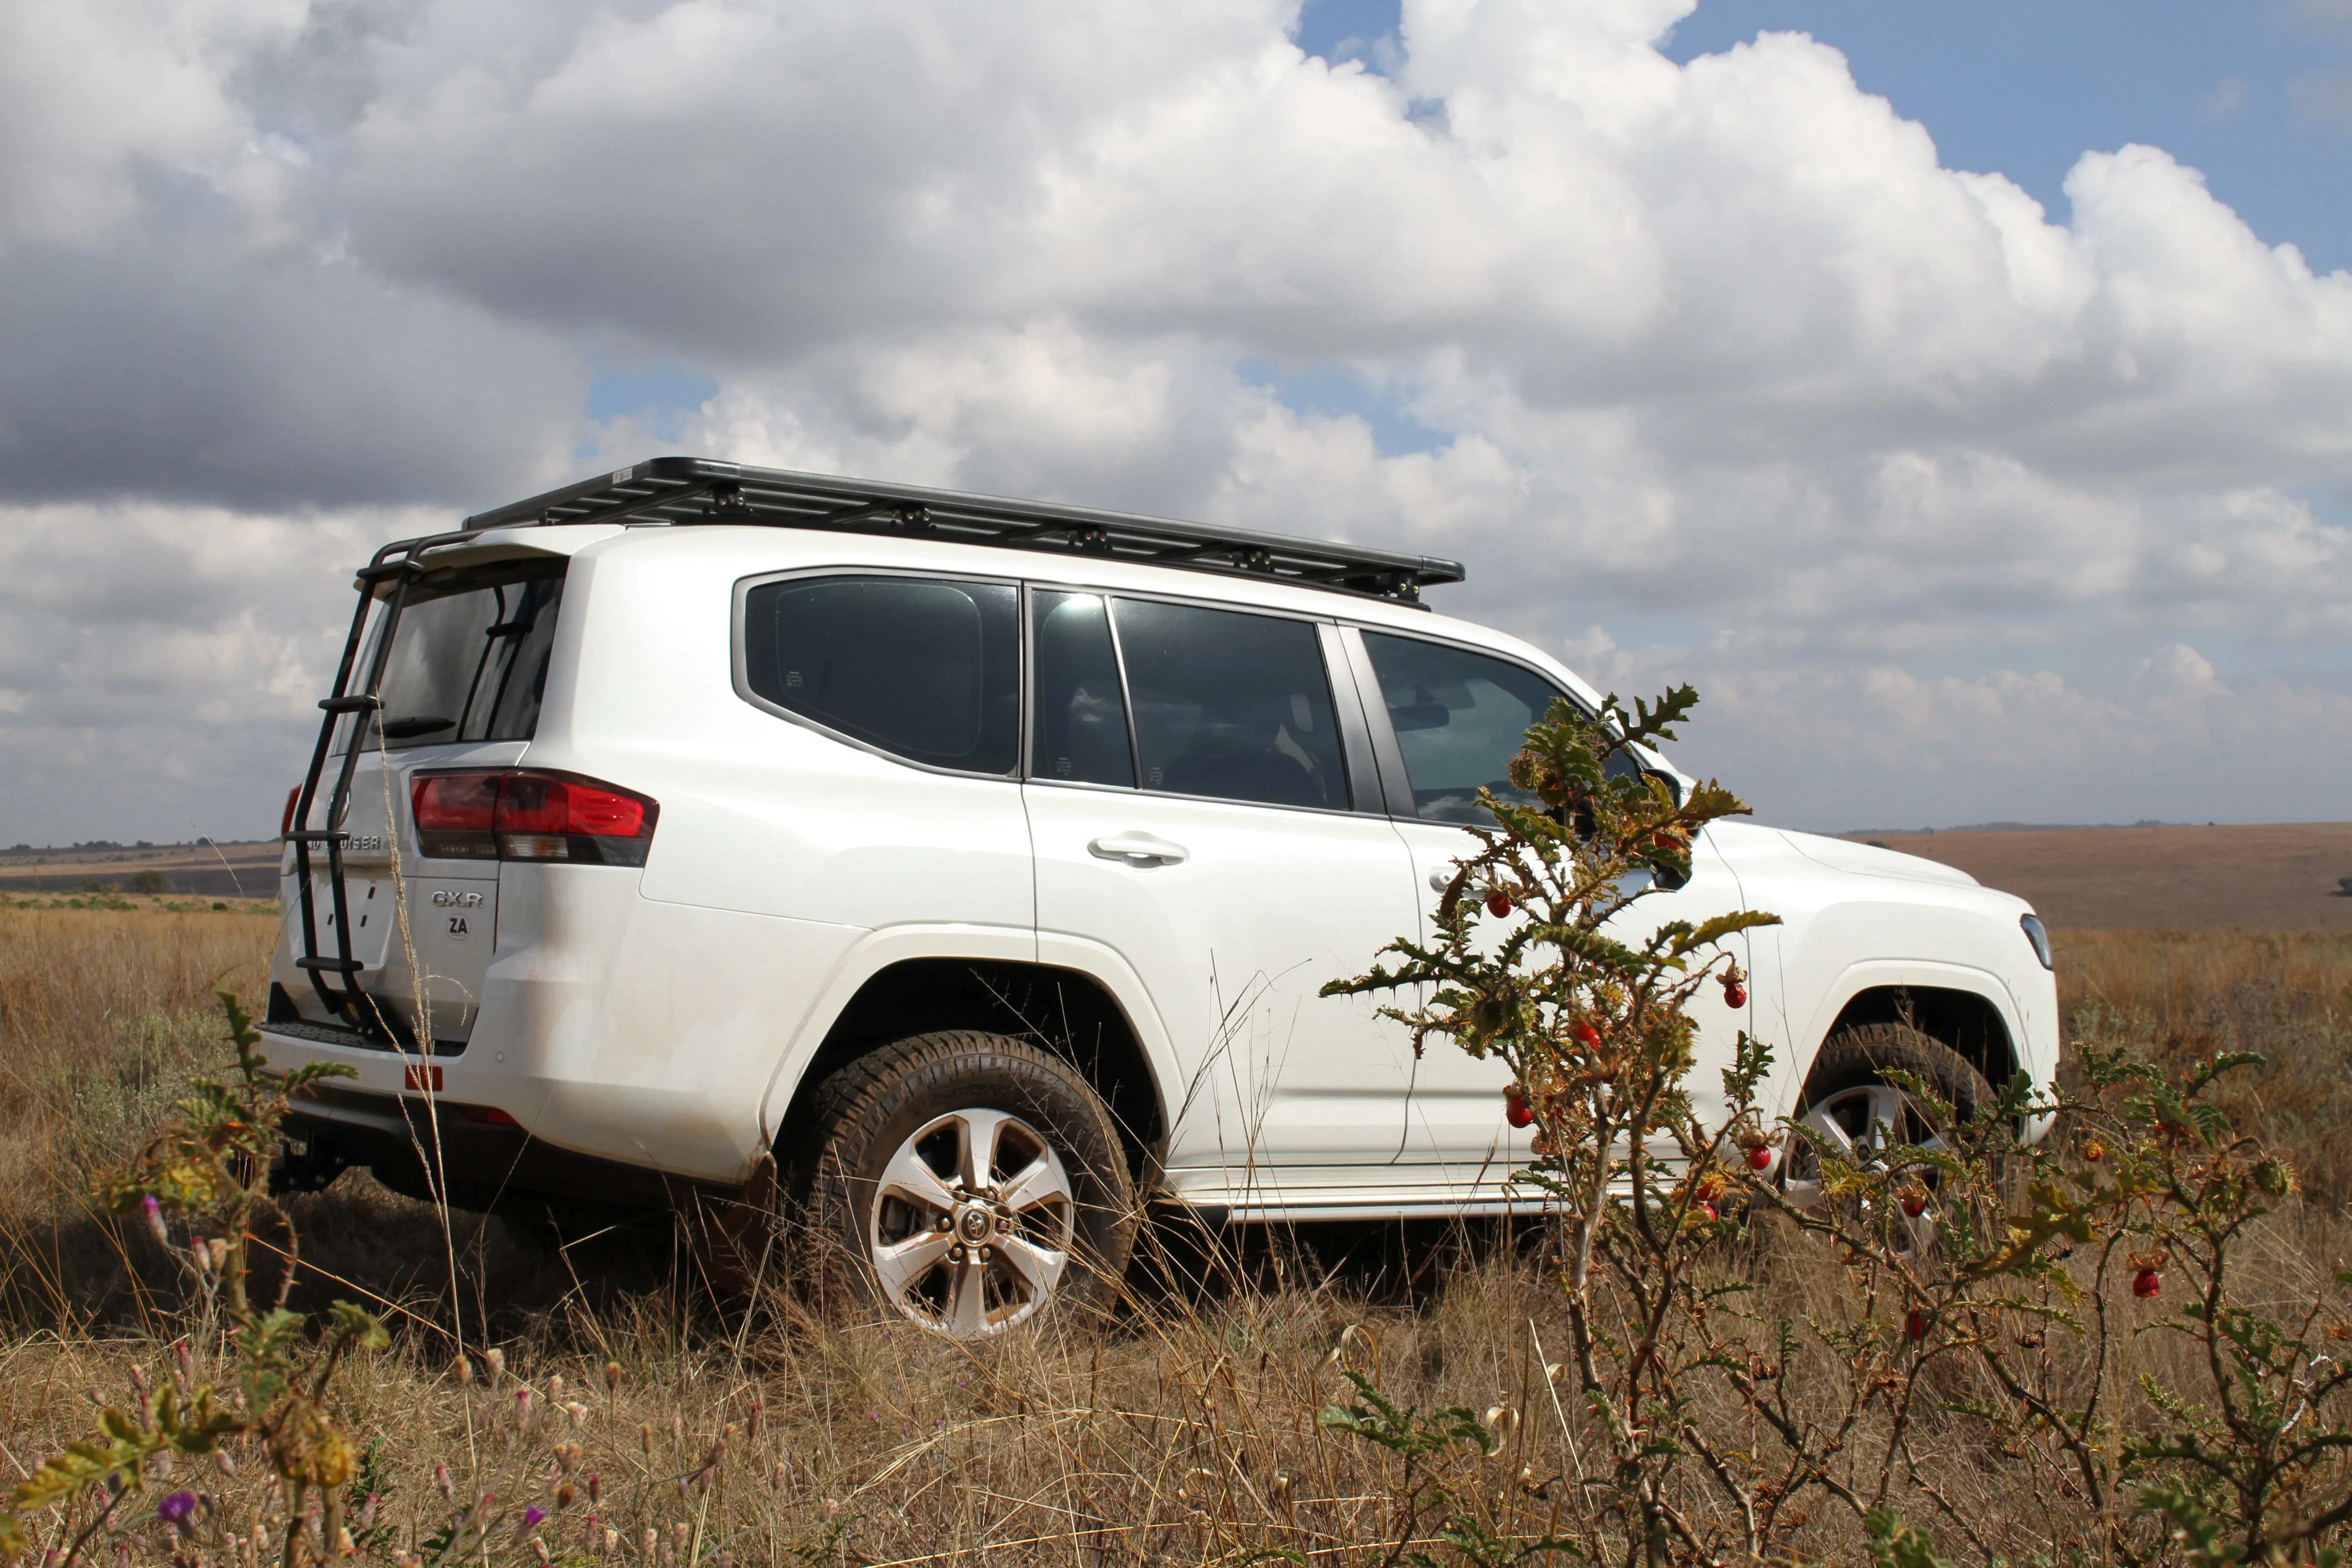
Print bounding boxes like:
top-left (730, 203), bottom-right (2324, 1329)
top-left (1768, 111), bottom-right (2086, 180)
top-left (454, 456), bottom-right (1464, 606)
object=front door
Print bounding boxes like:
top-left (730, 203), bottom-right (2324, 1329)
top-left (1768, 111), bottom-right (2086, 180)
top-left (1023, 591), bottom-right (1425, 1177)
top-left (1351, 629), bottom-right (1757, 1174)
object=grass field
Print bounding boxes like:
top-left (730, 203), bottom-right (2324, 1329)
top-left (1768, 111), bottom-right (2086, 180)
top-left (3, 906), bottom-right (2349, 1563)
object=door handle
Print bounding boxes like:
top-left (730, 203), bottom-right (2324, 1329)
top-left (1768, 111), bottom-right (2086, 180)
top-left (1088, 832), bottom-right (1190, 867)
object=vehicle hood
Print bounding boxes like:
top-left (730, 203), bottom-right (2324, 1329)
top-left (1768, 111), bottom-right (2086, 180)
top-left (1772, 828), bottom-right (1980, 889)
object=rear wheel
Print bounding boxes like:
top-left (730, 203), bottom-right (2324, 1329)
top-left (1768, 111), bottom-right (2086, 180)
top-left (1782, 1023), bottom-right (1993, 1254)
top-left (799, 1031), bottom-right (1136, 1338)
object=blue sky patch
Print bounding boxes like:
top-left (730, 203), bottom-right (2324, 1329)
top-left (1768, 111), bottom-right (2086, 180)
top-left (1240, 356), bottom-right (1451, 456)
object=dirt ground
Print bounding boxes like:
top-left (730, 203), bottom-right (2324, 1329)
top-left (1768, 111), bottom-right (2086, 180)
top-left (1845, 821), bottom-right (2352, 931)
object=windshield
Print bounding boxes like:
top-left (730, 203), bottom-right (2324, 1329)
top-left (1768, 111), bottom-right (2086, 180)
top-left (335, 560), bottom-right (567, 753)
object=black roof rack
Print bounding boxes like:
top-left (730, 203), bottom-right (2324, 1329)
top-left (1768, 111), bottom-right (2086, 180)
top-left (458, 456), bottom-right (1464, 603)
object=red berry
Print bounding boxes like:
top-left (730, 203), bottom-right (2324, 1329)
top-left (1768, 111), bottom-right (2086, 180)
top-left (1746, 1145), bottom-right (1773, 1171)
top-left (1723, 982), bottom-right (1747, 1009)
top-left (2081, 1141), bottom-right (2105, 1163)
top-left (1504, 1093), bottom-right (1534, 1129)
top-left (1572, 1021), bottom-right (1601, 1049)
top-left (1696, 1203), bottom-right (1717, 1223)
top-left (1906, 1310), bottom-right (1930, 1342)
top-left (1901, 1193), bottom-right (1927, 1218)
top-left (2133, 1269), bottom-right (2162, 1299)
top-left (1485, 891), bottom-right (1512, 919)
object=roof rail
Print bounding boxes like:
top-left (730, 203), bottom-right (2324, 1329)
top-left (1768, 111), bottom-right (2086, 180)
top-left (460, 456), bottom-right (1464, 603)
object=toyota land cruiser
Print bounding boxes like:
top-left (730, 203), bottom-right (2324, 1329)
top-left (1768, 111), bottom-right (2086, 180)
top-left (261, 457), bottom-right (2059, 1338)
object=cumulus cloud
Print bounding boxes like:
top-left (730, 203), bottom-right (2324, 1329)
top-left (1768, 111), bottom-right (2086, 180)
top-left (0, 0), bottom-right (2348, 838)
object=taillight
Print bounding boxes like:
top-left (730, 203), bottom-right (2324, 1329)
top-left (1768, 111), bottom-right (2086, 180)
top-left (282, 786), bottom-right (300, 839)
top-left (409, 770), bottom-right (659, 867)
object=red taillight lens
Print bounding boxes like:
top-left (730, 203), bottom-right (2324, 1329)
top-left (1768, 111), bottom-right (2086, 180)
top-left (282, 786), bottom-right (300, 838)
top-left (410, 769), bottom-right (657, 866)
top-left (412, 773), bottom-right (499, 831)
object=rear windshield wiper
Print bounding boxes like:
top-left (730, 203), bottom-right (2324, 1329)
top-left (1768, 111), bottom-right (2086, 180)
top-left (380, 715), bottom-right (456, 740)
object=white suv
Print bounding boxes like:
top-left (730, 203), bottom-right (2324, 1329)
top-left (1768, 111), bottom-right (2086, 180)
top-left (262, 457), bottom-right (2059, 1337)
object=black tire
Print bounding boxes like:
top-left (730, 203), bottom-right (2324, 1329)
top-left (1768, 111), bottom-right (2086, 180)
top-left (797, 1031), bottom-right (1136, 1337)
top-left (1798, 1022), bottom-right (1994, 1147)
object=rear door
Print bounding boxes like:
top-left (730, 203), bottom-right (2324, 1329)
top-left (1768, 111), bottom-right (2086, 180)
top-left (281, 560), bottom-right (564, 1042)
top-left (1024, 591), bottom-right (1425, 1173)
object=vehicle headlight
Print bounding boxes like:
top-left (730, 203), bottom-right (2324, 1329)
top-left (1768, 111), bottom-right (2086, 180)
top-left (2019, 912), bottom-right (2053, 970)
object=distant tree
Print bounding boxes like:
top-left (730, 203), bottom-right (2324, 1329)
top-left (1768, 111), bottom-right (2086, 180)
top-left (127, 869), bottom-right (167, 894)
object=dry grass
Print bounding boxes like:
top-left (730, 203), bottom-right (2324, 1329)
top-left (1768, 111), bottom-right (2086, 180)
top-left (4, 911), bottom-right (2352, 1564)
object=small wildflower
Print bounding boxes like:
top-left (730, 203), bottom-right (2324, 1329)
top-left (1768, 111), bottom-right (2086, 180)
top-left (523, 1506), bottom-right (548, 1528)
top-left (604, 1361), bottom-right (623, 1391)
top-left (157, 1491), bottom-right (198, 1529)
top-left (482, 1347), bottom-right (505, 1382)
top-left (516, 1387), bottom-right (535, 1421)
top-left (530, 1538), bottom-right (553, 1565)
top-left (587, 1474), bottom-right (602, 1505)
top-left (546, 1374), bottom-right (565, 1401)
top-left (454, 1356), bottom-right (474, 1387)
top-left (142, 1194), bottom-right (168, 1246)
top-left (358, 1493), bottom-right (379, 1527)
top-left (435, 1464), bottom-right (454, 1499)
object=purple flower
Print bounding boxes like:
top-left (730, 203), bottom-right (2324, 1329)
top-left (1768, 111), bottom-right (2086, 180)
top-left (157, 1492), bottom-right (197, 1528)
top-left (141, 1195), bottom-right (168, 1246)
top-left (523, 1506), bottom-right (547, 1528)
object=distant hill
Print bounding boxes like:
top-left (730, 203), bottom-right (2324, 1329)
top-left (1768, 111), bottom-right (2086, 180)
top-left (1838, 822), bottom-right (2352, 932)
top-left (1844, 820), bottom-right (2176, 836)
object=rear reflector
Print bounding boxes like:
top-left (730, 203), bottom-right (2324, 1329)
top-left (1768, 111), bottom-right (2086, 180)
top-left (461, 1104), bottom-right (521, 1127)
top-left (410, 769), bottom-right (658, 867)
top-left (404, 1063), bottom-right (444, 1093)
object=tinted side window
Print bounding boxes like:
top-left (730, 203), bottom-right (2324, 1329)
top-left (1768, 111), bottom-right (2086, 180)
top-left (343, 563), bottom-right (566, 753)
top-left (1031, 591), bottom-right (1134, 787)
top-left (744, 576), bottom-right (1019, 773)
top-left (1362, 633), bottom-right (1581, 823)
top-left (1111, 599), bottom-right (1347, 809)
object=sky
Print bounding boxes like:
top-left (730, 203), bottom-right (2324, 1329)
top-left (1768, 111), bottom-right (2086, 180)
top-left (2, 0), bottom-right (2349, 843)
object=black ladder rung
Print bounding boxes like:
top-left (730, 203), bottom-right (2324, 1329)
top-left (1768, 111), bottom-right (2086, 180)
top-left (294, 956), bottom-right (367, 974)
top-left (318, 695), bottom-right (381, 713)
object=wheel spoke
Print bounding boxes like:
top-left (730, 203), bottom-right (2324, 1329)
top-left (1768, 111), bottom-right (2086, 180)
top-left (877, 1141), bottom-right (957, 1215)
top-left (956, 1108), bottom-right (1014, 1193)
top-left (1862, 1086), bottom-right (1909, 1151)
top-left (946, 1256), bottom-right (990, 1336)
top-left (996, 1148), bottom-right (1073, 1218)
top-left (1800, 1103), bottom-right (1859, 1161)
top-left (994, 1233), bottom-right (1066, 1298)
top-left (871, 1231), bottom-right (953, 1302)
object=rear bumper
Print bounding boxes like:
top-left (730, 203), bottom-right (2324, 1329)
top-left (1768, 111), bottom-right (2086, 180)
top-left (283, 1082), bottom-right (727, 1211)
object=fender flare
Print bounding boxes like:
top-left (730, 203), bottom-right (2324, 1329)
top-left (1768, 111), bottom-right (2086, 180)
top-left (753, 924), bottom-right (1184, 1154)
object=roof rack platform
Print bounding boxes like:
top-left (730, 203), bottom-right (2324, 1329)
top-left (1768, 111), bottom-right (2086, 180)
top-left (462, 456), bottom-right (1463, 603)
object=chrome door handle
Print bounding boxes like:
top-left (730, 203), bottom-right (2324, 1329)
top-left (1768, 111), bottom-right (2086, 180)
top-left (1088, 832), bottom-right (1190, 867)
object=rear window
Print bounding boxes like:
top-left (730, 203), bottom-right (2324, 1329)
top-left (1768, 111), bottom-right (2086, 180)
top-left (339, 560), bottom-right (566, 753)
top-left (742, 575), bottom-right (1021, 774)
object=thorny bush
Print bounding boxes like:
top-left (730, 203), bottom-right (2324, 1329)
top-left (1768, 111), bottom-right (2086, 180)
top-left (0, 991), bottom-right (388, 1566)
top-left (1322, 687), bottom-right (2352, 1566)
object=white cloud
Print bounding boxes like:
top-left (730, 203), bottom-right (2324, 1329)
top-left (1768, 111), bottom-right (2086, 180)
top-left (0, 0), bottom-right (2348, 839)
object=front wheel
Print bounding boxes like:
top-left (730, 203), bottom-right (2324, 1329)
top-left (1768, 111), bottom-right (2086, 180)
top-left (1782, 1023), bottom-right (1994, 1254)
top-left (799, 1031), bottom-right (1136, 1338)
